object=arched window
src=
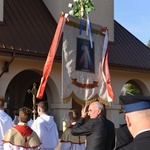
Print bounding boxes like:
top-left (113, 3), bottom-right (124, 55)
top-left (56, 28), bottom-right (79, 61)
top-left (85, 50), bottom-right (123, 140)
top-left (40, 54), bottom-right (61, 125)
top-left (121, 80), bottom-right (143, 96)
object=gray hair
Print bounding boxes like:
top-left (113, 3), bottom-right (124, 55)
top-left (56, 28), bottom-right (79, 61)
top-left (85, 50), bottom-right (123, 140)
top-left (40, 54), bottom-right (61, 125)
top-left (94, 101), bottom-right (104, 112)
top-left (98, 102), bottom-right (104, 111)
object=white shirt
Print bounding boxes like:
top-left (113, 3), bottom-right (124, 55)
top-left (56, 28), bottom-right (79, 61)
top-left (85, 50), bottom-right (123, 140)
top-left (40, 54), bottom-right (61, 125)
top-left (0, 110), bottom-right (13, 146)
top-left (27, 119), bottom-right (33, 127)
top-left (31, 114), bottom-right (58, 150)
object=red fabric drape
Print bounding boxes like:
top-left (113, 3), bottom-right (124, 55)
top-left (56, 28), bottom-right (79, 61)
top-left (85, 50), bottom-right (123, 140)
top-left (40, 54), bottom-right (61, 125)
top-left (102, 28), bottom-right (114, 102)
top-left (103, 51), bottom-right (114, 101)
top-left (37, 15), bottom-right (66, 99)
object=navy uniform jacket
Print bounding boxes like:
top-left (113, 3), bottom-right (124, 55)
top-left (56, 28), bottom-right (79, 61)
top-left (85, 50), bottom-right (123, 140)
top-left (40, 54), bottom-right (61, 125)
top-left (118, 131), bottom-right (150, 150)
top-left (71, 115), bottom-right (115, 150)
top-left (116, 124), bottom-right (133, 149)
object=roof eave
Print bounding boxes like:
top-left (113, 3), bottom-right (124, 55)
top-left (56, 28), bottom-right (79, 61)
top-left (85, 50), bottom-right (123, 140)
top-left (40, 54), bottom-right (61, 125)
top-left (0, 48), bottom-right (61, 62)
top-left (109, 64), bottom-right (150, 73)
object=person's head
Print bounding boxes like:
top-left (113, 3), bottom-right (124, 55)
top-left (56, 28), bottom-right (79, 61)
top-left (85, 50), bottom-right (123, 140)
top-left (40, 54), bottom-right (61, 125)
top-left (13, 109), bottom-right (19, 116)
top-left (88, 101), bottom-right (104, 119)
top-left (120, 95), bottom-right (150, 137)
top-left (68, 109), bottom-right (79, 123)
top-left (37, 101), bottom-right (48, 115)
top-left (18, 107), bottom-right (32, 123)
top-left (0, 96), bottom-right (4, 110)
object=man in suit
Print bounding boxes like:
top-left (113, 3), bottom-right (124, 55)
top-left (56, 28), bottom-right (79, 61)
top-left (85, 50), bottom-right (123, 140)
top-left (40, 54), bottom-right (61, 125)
top-left (71, 101), bottom-right (115, 150)
top-left (115, 123), bottom-right (133, 149)
top-left (115, 107), bottom-right (133, 149)
top-left (118, 94), bottom-right (150, 150)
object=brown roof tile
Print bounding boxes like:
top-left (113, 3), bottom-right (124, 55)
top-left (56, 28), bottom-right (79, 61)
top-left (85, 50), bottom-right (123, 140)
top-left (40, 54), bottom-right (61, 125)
top-left (0, 0), bottom-right (60, 60)
top-left (108, 21), bottom-right (150, 71)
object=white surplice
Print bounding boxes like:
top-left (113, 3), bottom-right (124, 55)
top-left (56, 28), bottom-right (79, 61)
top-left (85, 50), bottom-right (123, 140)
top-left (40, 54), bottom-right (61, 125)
top-left (0, 110), bottom-right (13, 147)
top-left (60, 142), bottom-right (85, 150)
top-left (31, 114), bottom-right (58, 150)
top-left (3, 143), bottom-right (39, 150)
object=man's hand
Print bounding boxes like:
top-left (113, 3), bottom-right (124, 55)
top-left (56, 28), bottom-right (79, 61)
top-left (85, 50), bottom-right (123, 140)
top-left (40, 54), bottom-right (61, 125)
top-left (81, 105), bottom-right (88, 118)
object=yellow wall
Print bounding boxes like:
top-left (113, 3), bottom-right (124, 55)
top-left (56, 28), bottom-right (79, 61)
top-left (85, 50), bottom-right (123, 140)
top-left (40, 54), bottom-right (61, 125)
top-left (43, 0), bottom-right (114, 42)
top-left (107, 69), bottom-right (150, 127)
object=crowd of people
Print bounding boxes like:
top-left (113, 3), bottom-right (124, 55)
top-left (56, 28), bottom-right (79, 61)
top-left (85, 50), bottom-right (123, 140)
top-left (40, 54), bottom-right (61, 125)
top-left (0, 94), bottom-right (150, 150)
top-left (0, 97), bottom-right (58, 150)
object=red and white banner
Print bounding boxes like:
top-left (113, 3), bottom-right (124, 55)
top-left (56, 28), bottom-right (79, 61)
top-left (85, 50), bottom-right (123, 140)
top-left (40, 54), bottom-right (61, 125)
top-left (62, 24), bottom-right (114, 105)
top-left (37, 15), bottom-right (66, 99)
top-left (102, 28), bottom-right (114, 102)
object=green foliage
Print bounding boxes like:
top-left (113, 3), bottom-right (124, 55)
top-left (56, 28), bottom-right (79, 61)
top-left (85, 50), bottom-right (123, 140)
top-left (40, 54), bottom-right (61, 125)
top-left (68, 0), bottom-right (95, 19)
top-left (120, 82), bottom-right (143, 109)
top-left (147, 39), bottom-right (150, 48)
top-left (125, 83), bottom-right (143, 95)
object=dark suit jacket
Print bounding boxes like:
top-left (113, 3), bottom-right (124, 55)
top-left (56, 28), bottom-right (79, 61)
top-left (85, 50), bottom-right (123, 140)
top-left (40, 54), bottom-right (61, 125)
top-left (115, 124), bottom-right (133, 149)
top-left (118, 131), bottom-right (150, 150)
top-left (71, 115), bottom-right (115, 150)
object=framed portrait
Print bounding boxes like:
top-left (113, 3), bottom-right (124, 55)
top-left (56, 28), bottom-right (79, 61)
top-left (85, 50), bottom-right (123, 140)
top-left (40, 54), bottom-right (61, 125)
top-left (76, 38), bottom-right (95, 73)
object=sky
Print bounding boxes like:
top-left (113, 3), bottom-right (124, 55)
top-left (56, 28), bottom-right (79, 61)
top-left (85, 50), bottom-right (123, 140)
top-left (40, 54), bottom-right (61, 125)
top-left (114, 0), bottom-right (150, 45)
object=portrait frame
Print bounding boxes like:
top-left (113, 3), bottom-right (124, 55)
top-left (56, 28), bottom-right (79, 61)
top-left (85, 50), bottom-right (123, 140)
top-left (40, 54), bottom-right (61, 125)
top-left (75, 38), bottom-right (95, 73)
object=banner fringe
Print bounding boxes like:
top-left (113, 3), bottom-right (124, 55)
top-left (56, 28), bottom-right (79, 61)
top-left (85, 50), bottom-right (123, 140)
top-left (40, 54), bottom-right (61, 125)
top-left (62, 92), bottom-right (111, 106)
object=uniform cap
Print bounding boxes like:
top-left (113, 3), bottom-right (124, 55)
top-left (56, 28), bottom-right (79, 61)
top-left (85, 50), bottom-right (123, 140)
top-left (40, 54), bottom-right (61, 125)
top-left (119, 94), bottom-right (150, 113)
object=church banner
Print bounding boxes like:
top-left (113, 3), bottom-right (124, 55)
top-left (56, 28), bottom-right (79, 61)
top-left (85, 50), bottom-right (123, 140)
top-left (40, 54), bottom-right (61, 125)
top-left (62, 20), bottom-right (114, 106)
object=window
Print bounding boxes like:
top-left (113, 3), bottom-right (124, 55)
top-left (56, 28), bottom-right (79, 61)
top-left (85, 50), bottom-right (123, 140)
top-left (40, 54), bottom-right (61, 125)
top-left (121, 80), bottom-right (143, 96)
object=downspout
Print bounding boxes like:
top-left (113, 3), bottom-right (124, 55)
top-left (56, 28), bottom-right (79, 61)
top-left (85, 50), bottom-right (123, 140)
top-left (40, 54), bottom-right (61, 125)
top-left (0, 52), bottom-right (16, 78)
